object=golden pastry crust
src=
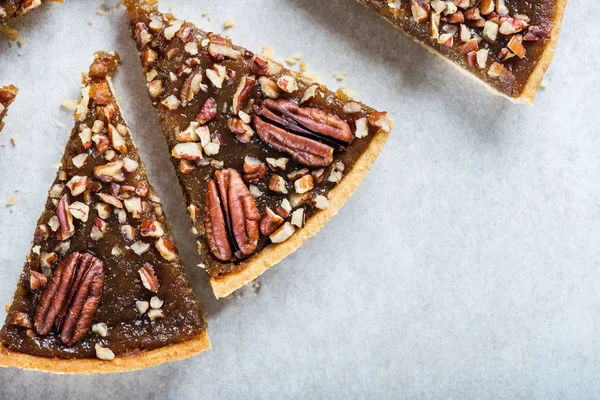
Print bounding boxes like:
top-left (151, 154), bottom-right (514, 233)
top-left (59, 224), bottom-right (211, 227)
top-left (210, 127), bottom-right (389, 298)
top-left (0, 331), bottom-right (210, 374)
top-left (518, 0), bottom-right (568, 105)
top-left (355, 0), bottom-right (567, 105)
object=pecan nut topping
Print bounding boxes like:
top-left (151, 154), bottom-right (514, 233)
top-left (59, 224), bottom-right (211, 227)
top-left (252, 99), bottom-right (352, 167)
top-left (205, 169), bottom-right (260, 262)
top-left (34, 252), bottom-right (104, 346)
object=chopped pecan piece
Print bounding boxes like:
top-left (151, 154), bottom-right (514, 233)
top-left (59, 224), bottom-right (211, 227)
top-left (139, 263), bottom-right (160, 292)
top-left (243, 156), bottom-right (267, 184)
top-left (7, 312), bottom-right (32, 329)
top-left (260, 207), bottom-right (285, 236)
top-left (196, 97), bottom-right (217, 124)
top-left (205, 169), bottom-right (260, 261)
top-left (34, 252), bottom-right (104, 346)
top-left (232, 75), bottom-right (256, 114)
top-left (523, 26), bottom-right (549, 41)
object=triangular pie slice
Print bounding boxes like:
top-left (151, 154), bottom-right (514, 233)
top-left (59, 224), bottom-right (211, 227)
top-left (0, 84), bottom-right (18, 132)
top-left (0, 52), bottom-right (209, 374)
top-left (123, 0), bottom-right (394, 299)
top-left (355, 0), bottom-right (566, 104)
top-left (0, 0), bottom-right (52, 24)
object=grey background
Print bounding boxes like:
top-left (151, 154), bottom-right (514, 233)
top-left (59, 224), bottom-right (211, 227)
top-left (0, 0), bottom-right (597, 399)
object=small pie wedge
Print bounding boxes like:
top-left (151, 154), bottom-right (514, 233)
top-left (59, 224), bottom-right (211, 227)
top-left (0, 52), bottom-right (209, 374)
top-left (0, 0), bottom-right (53, 24)
top-left (355, 0), bottom-right (567, 105)
top-left (0, 84), bottom-right (18, 132)
top-left (123, 0), bottom-right (393, 299)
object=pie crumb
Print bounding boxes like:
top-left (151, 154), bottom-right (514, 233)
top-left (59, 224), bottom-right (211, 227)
top-left (250, 280), bottom-right (261, 295)
top-left (340, 87), bottom-right (356, 98)
top-left (333, 72), bottom-right (347, 81)
top-left (262, 45), bottom-right (274, 59)
top-left (0, 25), bottom-right (19, 40)
top-left (10, 136), bottom-right (17, 146)
top-left (6, 193), bottom-right (17, 207)
top-left (61, 99), bottom-right (77, 111)
top-left (541, 79), bottom-right (550, 88)
top-left (223, 19), bottom-right (234, 29)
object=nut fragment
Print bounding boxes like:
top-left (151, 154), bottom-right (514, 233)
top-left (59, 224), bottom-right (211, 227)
top-left (355, 117), bottom-right (369, 138)
top-left (150, 296), bottom-right (164, 309)
top-left (260, 207), bottom-right (285, 236)
top-left (156, 237), bottom-right (178, 261)
top-left (208, 35), bottom-right (242, 60)
top-left (136, 300), bottom-right (150, 315)
top-left (93, 160), bottom-right (125, 183)
top-left (66, 176), bottom-right (88, 197)
top-left (206, 64), bottom-right (227, 88)
top-left (138, 263), bottom-right (160, 293)
top-left (243, 156), bottom-right (267, 184)
top-left (411, 0), bottom-right (430, 23)
top-left (276, 75), bottom-right (298, 93)
top-left (124, 197), bottom-right (143, 219)
top-left (148, 309), bottom-right (164, 321)
top-left (95, 343), bottom-right (115, 361)
top-left (172, 143), bottom-right (204, 161)
top-left (291, 208), bottom-right (305, 228)
top-left (228, 118), bottom-right (255, 143)
top-left (258, 77), bottom-right (280, 99)
top-left (7, 311), bottom-right (33, 329)
top-left (270, 222), bottom-right (295, 244)
top-left (232, 75), bottom-right (256, 114)
top-left (196, 97), bottom-right (217, 124)
top-left (294, 174), bottom-right (314, 194)
top-left (269, 174), bottom-right (288, 194)
top-left (92, 322), bottom-right (108, 337)
top-left (131, 240), bottom-right (150, 255)
top-left (68, 201), bottom-right (90, 222)
top-left (30, 271), bottom-right (48, 290)
top-left (141, 220), bottom-right (165, 237)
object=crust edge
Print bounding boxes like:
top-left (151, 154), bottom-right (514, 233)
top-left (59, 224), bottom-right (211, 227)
top-left (354, 0), bottom-right (567, 105)
top-left (518, 0), bottom-right (568, 105)
top-left (210, 127), bottom-right (390, 299)
top-left (0, 331), bottom-right (210, 374)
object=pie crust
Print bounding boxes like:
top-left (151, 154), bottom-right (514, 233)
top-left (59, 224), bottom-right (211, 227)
top-left (0, 331), bottom-right (209, 374)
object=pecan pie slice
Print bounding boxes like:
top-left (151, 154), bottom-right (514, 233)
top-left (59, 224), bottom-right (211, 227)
top-left (123, 0), bottom-right (393, 298)
top-left (0, 85), bottom-right (18, 132)
top-left (356, 0), bottom-right (567, 104)
top-left (0, 52), bottom-right (209, 374)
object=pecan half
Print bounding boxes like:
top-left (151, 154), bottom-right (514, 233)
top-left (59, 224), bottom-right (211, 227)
top-left (252, 115), bottom-right (333, 167)
top-left (251, 99), bottom-right (352, 167)
top-left (205, 169), bottom-right (260, 261)
top-left (34, 252), bottom-right (104, 346)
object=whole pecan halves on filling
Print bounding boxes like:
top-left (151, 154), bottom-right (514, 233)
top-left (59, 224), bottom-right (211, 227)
top-left (34, 252), bottom-right (104, 346)
top-left (205, 169), bottom-right (260, 262)
top-left (251, 98), bottom-right (353, 167)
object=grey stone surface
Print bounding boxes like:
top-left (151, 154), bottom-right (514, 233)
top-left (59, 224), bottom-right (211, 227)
top-left (0, 0), bottom-right (597, 399)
